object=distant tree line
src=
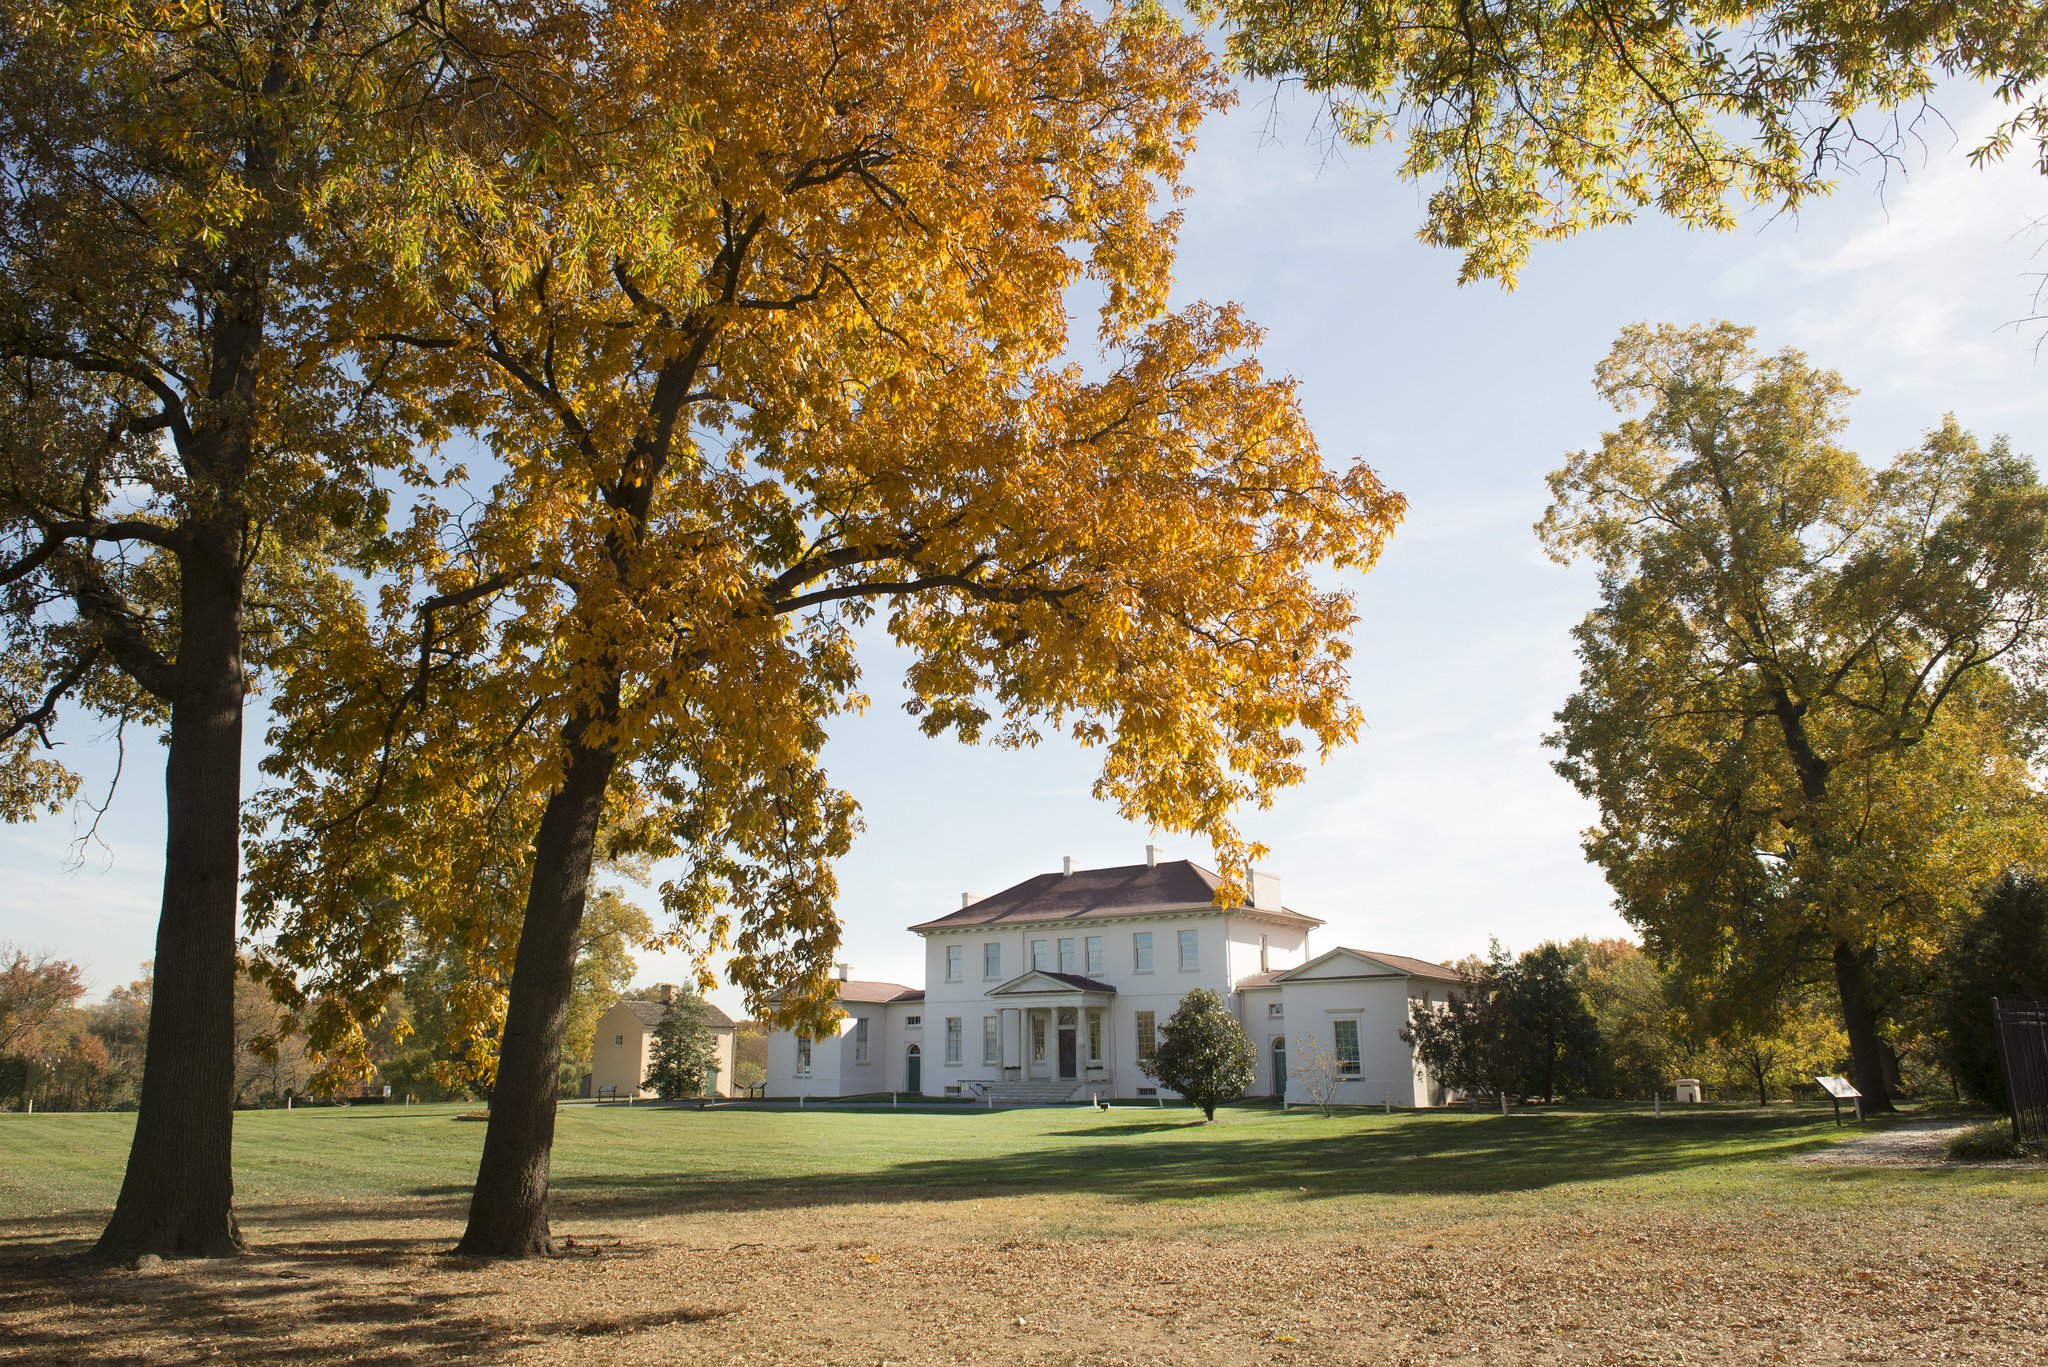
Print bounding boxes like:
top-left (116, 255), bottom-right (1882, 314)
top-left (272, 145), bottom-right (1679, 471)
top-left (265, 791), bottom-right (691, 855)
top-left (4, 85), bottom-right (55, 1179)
top-left (1408, 876), bottom-right (2048, 1106)
top-left (0, 880), bottom-right (650, 1111)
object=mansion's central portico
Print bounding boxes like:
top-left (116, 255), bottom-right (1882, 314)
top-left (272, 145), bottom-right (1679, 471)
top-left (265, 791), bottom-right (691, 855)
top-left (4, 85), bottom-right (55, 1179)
top-left (986, 971), bottom-right (1118, 1085)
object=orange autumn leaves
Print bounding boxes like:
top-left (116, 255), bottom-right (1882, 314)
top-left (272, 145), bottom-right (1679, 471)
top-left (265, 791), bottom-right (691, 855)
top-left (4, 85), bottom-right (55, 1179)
top-left (244, 0), bottom-right (1403, 1075)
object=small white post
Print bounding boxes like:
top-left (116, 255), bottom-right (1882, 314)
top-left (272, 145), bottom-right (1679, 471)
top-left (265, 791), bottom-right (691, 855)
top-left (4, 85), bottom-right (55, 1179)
top-left (1383, 1094), bottom-right (1391, 1115)
top-left (1499, 1090), bottom-right (1507, 1116)
top-left (1654, 1090), bottom-right (1661, 1118)
top-left (892, 1091), bottom-right (898, 1110)
top-left (286, 1095), bottom-right (292, 1111)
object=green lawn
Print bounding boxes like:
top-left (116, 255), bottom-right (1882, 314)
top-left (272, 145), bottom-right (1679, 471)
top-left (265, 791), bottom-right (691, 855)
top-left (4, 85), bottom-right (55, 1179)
top-left (4, 1099), bottom-right (2033, 1241)
top-left (5, 1101), bottom-right (2045, 1364)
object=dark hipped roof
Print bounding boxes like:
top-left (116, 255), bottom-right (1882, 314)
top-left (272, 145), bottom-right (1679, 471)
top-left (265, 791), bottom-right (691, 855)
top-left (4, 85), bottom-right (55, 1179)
top-left (620, 997), bottom-right (737, 1030)
top-left (909, 859), bottom-right (1321, 932)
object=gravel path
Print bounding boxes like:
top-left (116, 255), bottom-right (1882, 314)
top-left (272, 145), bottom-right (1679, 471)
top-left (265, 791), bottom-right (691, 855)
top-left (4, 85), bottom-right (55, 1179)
top-left (1790, 1116), bottom-right (1976, 1167)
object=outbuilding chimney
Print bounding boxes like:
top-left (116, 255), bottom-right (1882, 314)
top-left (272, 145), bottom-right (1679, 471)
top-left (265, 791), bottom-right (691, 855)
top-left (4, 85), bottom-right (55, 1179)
top-left (1145, 844), bottom-right (1160, 868)
top-left (961, 892), bottom-right (979, 909)
top-left (835, 962), bottom-right (850, 982)
top-left (1248, 869), bottom-right (1283, 911)
top-left (658, 984), bottom-right (676, 1004)
top-left (1062, 855), bottom-right (1078, 876)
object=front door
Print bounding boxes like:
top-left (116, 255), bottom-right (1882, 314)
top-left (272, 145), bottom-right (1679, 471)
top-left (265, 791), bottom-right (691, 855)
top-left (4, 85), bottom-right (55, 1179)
top-left (1058, 1028), bottom-right (1078, 1079)
top-left (906, 1045), bottom-right (921, 1094)
top-left (1271, 1036), bottom-right (1287, 1098)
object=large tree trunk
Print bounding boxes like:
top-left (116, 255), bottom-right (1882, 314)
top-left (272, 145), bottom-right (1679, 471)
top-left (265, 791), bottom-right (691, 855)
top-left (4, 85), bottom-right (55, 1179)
top-left (1830, 941), bottom-right (1896, 1114)
top-left (455, 722), bottom-right (618, 1258)
top-left (94, 541), bottom-right (247, 1261)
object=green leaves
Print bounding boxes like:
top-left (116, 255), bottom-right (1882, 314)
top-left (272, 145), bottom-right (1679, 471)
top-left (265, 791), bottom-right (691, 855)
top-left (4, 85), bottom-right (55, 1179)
top-left (1147, 987), bottom-right (1257, 1120)
top-left (1545, 321), bottom-right (2048, 1082)
top-left (1206, 0), bottom-right (2048, 286)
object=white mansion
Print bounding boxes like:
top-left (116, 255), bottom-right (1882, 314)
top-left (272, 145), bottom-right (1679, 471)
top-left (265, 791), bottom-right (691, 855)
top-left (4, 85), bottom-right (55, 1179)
top-left (763, 850), bottom-right (1465, 1106)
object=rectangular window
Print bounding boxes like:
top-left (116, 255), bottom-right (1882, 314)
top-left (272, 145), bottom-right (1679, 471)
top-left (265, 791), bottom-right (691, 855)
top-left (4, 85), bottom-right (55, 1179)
top-left (1260, 934), bottom-right (1270, 972)
top-left (1179, 928), bottom-right (1200, 972)
top-left (853, 1016), bottom-right (869, 1064)
top-left (945, 1017), bottom-right (963, 1065)
top-left (1031, 1013), bottom-right (1047, 1062)
top-left (1085, 936), bottom-right (1103, 976)
top-left (905, 1014), bottom-right (921, 1028)
top-left (983, 1016), bottom-right (1000, 1066)
top-left (1031, 939), bottom-right (1051, 971)
top-left (1133, 932), bottom-right (1154, 973)
top-left (1087, 1011), bottom-right (1103, 1062)
top-left (1058, 938), bottom-right (1077, 974)
top-left (1136, 1011), bottom-right (1157, 1063)
top-left (614, 1034), bottom-right (624, 1047)
top-left (945, 945), bottom-right (963, 982)
top-left (1334, 1018), bottom-right (1362, 1076)
top-left (983, 942), bottom-right (1002, 980)
top-left (1268, 1002), bottom-right (1284, 1019)
top-left (795, 1034), bottom-right (812, 1077)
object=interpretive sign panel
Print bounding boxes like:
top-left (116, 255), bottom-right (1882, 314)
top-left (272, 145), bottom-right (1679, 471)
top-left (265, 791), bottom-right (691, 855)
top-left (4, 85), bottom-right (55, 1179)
top-left (1815, 1075), bottom-right (1860, 1100)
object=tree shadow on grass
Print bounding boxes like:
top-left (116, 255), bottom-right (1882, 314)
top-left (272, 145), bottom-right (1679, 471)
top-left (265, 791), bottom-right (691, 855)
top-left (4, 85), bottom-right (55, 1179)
top-left (527, 1106), bottom-right (1854, 1222)
top-left (0, 1243), bottom-right (732, 1366)
top-left (0, 1107), bottom-right (1925, 1256)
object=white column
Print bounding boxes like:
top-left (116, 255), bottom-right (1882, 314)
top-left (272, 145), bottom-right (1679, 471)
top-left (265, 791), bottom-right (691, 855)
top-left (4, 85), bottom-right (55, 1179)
top-left (1001, 1007), bottom-right (1022, 1071)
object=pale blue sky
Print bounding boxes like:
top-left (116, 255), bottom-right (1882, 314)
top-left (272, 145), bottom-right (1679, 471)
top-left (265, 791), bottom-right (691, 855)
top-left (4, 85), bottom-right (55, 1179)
top-left (6, 78), bottom-right (2046, 1022)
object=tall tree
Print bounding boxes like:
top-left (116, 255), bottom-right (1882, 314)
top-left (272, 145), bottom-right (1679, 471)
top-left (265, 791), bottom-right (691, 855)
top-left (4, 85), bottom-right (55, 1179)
top-left (642, 991), bottom-right (717, 1101)
top-left (0, 0), bottom-right (447, 1256)
top-left (1576, 938), bottom-right (1684, 1099)
top-left (251, 0), bottom-right (1403, 1256)
top-left (1543, 322), bottom-right (2048, 1111)
top-left (1936, 869), bottom-right (2048, 1106)
top-left (1505, 943), bottom-right (1602, 1102)
top-left (1200, 0), bottom-right (2048, 284)
top-left (1402, 943), bottom-right (1515, 1102)
top-left (1146, 988), bottom-right (1257, 1121)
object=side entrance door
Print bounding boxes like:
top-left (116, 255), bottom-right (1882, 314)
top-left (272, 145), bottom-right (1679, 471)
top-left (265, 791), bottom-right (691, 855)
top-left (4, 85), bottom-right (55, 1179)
top-left (905, 1044), bottom-right (921, 1094)
top-left (1271, 1036), bottom-right (1287, 1098)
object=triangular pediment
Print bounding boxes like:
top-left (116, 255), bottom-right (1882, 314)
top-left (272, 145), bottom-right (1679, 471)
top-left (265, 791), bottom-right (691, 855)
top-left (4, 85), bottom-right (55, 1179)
top-left (1273, 948), bottom-right (1407, 982)
top-left (987, 969), bottom-right (1117, 996)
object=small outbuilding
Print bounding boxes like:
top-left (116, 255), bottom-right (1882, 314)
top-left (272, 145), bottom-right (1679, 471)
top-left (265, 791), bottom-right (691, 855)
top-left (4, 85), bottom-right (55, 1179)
top-left (590, 987), bottom-right (738, 1099)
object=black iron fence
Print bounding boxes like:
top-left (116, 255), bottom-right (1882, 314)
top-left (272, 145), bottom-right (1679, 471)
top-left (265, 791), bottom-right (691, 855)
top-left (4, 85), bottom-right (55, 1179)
top-left (1992, 997), bottom-right (2048, 1145)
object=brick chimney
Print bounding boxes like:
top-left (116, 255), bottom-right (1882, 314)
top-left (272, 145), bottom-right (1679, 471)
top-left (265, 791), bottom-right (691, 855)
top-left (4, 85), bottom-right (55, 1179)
top-left (658, 984), bottom-right (676, 1004)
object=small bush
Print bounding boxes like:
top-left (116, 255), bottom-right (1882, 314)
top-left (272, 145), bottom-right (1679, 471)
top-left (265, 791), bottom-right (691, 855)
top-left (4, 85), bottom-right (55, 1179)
top-left (1945, 1119), bottom-right (2034, 1162)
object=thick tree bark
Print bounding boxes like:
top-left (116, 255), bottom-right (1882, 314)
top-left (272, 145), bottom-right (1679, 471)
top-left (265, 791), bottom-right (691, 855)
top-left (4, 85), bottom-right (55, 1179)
top-left (1830, 941), bottom-right (1896, 1113)
top-left (455, 720), bottom-right (618, 1258)
top-left (94, 538), bottom-right (247, 1260)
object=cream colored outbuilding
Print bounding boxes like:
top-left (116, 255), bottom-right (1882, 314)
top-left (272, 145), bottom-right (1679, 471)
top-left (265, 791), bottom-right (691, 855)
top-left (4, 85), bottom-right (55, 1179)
top-left (589, 991), bottom-right (738, 1099)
